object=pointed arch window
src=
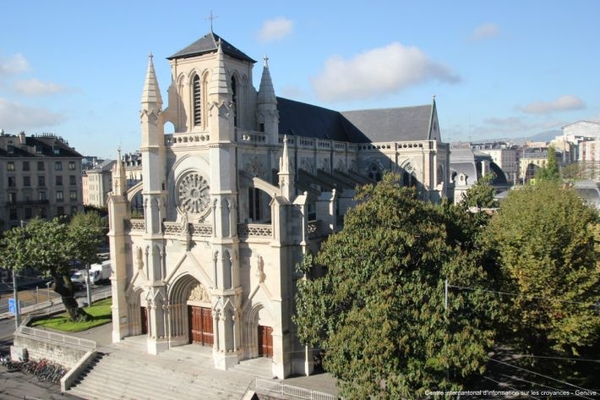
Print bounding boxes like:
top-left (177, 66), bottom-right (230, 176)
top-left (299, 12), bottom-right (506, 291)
top-left (193, 74), bottom-right (202, 126)
top-left (231, 76), bottom-right (238, 127)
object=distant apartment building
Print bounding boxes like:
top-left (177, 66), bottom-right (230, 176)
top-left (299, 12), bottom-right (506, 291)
top-left (122, 152), bottom-right (143, 215)
top-left (82, 152), bottom-right (143, 211)
top-left (470, 141), bottom-right (519, 184)
top-left (0, 130), bottom-right (83, 231)
top-left (519, 146), bottom-right (564, 183)
top-left (83, 159), bottom-right (117, 208)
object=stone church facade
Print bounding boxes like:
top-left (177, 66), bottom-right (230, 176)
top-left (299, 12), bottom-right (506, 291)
top-left (107, 32), bottom-right (450, 379)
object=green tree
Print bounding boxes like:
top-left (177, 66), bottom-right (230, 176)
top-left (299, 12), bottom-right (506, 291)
top-left (69, 211), bottom-right (105, 268)
top-left (461, 172), bottom-right (498, 209)
top-left (294, 174), bottom-right (499, 399)
top-left (486, 180), bottom-right (600, 357)
top-left (535, 146), bottom-right (560, 182)
top-left (69, 211), bottom-right (107, 306)
top-left (0, 214), bottom-right (106, 322)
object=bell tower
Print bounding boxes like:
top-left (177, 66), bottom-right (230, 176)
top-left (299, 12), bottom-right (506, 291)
top-left (140, 53), bottom-right (169, 354)
top-left (207, 40), bottom-right (243, 369)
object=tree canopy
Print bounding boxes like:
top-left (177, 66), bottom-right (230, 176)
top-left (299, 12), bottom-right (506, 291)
top-left (461, 172), bottom-right (498, 209)
top-left (535, 146), bottom-right (560, 182)
top-left (485, 181), bottom-right (600, 357)
top-left (0, 212), bottom-right (106, 321)
top-left (294, 174), bottom-right (500, 398)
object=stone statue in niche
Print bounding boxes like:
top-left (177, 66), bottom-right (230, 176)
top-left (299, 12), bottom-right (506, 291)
top-left (256, 255), bottom-right (266, 283)
top-left (136, 247), bottom-right (144, 270)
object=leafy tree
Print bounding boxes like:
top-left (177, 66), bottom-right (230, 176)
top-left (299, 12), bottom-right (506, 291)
top-left (69, 212), bottom-right (105, 268)
top-left (461, 173), bottom-right (498, 209)
top-left (294, 173), bottom-right (500, 399)
top-left (485, 180), bottom-right (600, 357)
top-left (0, 213), bottom-right (106, 322)
top-left (69, 211), bottom-right (107, 305)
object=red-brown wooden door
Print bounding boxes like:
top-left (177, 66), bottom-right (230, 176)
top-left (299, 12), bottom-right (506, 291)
top-left (258, 325), bottom-right (273, 357)
top-left (188, 306), bottom-right (213, 346)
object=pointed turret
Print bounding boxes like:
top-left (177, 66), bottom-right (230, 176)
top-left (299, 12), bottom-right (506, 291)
top-left (256, 55), bottom-right (279, 144)
top-left (209, 40), bottom-right (230, 97)
top-left (257, 56), bottom-right (276, 106)
top-left (141, 54), bottom-right (162, 109)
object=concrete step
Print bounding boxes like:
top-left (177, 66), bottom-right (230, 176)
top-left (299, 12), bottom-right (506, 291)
top-left (231, 357), bottom-right (274, 378)
top-left (67, 347), bottom-right (250, 400)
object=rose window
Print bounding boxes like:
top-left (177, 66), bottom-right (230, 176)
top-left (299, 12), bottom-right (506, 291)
top-left (178, 173), bottom-right (210, 215)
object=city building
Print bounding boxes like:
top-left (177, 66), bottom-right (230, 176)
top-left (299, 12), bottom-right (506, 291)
top-left (83, 159), bottom-right (116, 208)
top-left (0, 130), bottom-right (83, 231)
top-left (519, 146), bottom-right (563, 183)
top-left (107, 32), bottom-right (450, 379)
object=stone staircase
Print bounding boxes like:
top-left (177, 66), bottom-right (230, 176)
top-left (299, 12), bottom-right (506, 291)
top-left (67, 338), bottom-right (273, 400)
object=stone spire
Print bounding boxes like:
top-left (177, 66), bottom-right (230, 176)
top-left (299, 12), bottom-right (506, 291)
top-left (141, 53), bottom-right (162, 108)
top-left (257, 55), bottom-right (277, 105)
top-left (112, 148), bottom-right (127, 197)
top-left (279, 135), bottom-right (295, 200)
top-left (209, 39), bottom-right (230, 96)
top-left (280, 135), bottom-right (290, 174)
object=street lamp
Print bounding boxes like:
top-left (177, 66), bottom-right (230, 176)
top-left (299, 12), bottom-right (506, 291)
top-left (12, 220), bottom-right (26, 330)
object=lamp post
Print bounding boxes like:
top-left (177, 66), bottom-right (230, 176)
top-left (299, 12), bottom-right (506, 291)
top-left (13, 220), bottom-right (26, 330)
top-left (12, 270), bottom-right (20, 330)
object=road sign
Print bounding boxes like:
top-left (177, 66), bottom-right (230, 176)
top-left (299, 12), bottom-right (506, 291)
top-left (8, 298), bottom-right (20, 315)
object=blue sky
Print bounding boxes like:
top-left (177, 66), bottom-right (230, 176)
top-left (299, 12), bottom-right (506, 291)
top-left (1, 0), bottom-right (599, 158)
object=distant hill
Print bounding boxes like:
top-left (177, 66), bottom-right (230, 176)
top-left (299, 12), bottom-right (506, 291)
top-left (529, 130), bottom-right (562, 142)
top-left (470, 130), bottom-right (562, 145)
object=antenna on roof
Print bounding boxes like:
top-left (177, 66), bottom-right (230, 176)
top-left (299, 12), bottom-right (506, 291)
top-left (206, 10), bottom-right (218, 33)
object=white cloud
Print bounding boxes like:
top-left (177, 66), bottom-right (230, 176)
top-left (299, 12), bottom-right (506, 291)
top-left (311, 42), bottom-right (460, 102)
top-left (0, 53), bottom-right (30, 76)
top-left (258, 17), bottom-right (293, 43)
top-left (13, 78), bottom-right (69, 95)
top-left (470, 23), bottom-right (500, 41)
top-left (522, 95), bottom-right (585, 114)
top-left (0, 98), bottom-right (66, 130)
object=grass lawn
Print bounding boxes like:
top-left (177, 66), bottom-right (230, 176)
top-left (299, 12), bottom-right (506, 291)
top-left (31, 298), bottom-right (112, 332)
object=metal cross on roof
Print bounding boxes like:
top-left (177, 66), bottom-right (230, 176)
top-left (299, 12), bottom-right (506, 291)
top-left (206, 10), bottom-right (218, 32)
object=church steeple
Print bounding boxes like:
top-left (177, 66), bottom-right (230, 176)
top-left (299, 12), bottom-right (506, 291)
top-left (141, 53), bottom-right (162, 109)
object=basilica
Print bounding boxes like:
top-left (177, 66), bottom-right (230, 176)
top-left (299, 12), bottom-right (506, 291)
top-left (107, 31), bottom-right (450, 379)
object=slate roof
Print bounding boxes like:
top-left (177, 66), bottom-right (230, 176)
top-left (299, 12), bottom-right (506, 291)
top-left (341, 105), bottom-right (434, 142)
top-left (277, 97), bottom-right (369, 143)
top-left (167, 32), bottom-right (255, 63)
top-left (0, 134), bottom-right (82, 158)
top-left (277, 97), bottom-right (434, 144)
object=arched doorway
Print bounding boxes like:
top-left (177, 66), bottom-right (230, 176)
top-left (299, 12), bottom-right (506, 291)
top-left (246, 304), bottom-right (274, 359)
top-left (187, 284), bottom-right (213, 346)
top-left (168, 274), bottom-right (213, 347)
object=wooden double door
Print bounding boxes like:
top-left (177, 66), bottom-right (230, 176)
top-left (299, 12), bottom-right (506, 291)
top-left (258, 325), bottom-right (273, 358)
top-left (188, 306), bottom-right (214, 346)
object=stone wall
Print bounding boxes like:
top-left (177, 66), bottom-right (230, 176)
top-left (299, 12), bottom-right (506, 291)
top-left (13, 331), bottom-right (91, 369)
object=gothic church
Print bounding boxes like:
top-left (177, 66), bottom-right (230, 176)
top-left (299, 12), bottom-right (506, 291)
top-left (108, 31), bottom-right (450, 378)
